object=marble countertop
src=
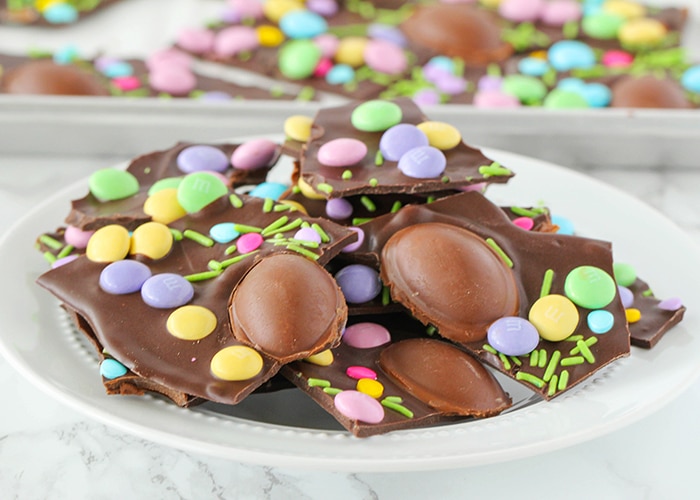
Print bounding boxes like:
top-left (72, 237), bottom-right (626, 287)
top-left (1, 153), bottom-right (699, 500)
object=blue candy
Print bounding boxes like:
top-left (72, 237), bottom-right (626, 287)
top-left (518, 57), bottom-right (550, 77)
top-left (552, 214), bottom-right (575, 235)
top-left (587, 310), bottom-right (614, 334)
top-left (426, 56), bottom-right (455, 74)
top-left (325, 64), bottom-right (355, 85)
top-left (100, 359), bottom-right (128, 380)
top-left (681, 65), bottom-right (700, 93)
top-left (548, 41), bottom-right (596, 72)
top-left (141, 273), bottom-right (194, 308)
top-left (209, 222), bottom-right (240, 244)
top-left (279, 10), bottom-right (328, 39)
top-left (43, 3), bottom-right (79, 24)
top-left (247, 182), bottom-right (288, 200)
top-left (53, 45), bottom-right (79, 65)
top-left (102, 61), bottom-right (134, 78)
top-left (581, 82), bottom-right (612, 108)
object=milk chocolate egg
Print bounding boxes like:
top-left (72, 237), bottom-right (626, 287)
top-left (610, 75), bottom-right (691, 109)
top-left (380, 222), bottom-right (519, 343)
top-left (1, 60), bottom-right (109, 96)
top-left (229, 253), bottom-right (346, 362)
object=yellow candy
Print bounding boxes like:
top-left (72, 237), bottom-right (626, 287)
top-left (143, 188), bottom-right (187, 224)
top-left (304, 349), bottom-right (334, 366)
top-left (210, 345), bottom-right (264, 381)
top-left (478, 0), bottom-right (502, 8)
top-left (130, 221), bottom-right (173, 260)
top-left (625, 308), bottom-right (642, 323)
top-left (35, 0), bottom-right (61, 12)
top-left (618, 18), bottom-right (667, 47)
top-left (334, 37), bottom-right (369, 68)
top-left (528, 294), bottom-right (580, 342)
top-left (166, 305), bottom-right (217, 340)
top-left (257, 25), bottom-right (285, 47)
top-left (297, 177), bottom-right (326, 200)
top-left (417, 121), bottom-right (462, 150)
top-left (263, 0), bottom-right (303, 23)
top-left (356, 378), bottom-right (384, 399)
top-left (603, 0), bottom-right (646, 20)
top-left (276, 200), bottom-right (309, 214)
top-left (86, 225), bottom-right (130, 263)
top-left (284, 114), bottom-right (314, 142)
top-left (529, 50), bottom-right (548, 60)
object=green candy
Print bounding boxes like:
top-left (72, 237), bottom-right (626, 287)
top-left (148, 177), bottom-right (183, 196)
top-left (278, 40), bottom-right (321, 80)
top-left (543, 89), bottom-right (589, 109)
top-left (613, 262), bottom-right (637, 287)
top-left (177, 172), bottom-right (228, 214)
top-left (89, 168), bottom-right (139, 201)
top-left (351, 100), bottom-right (403, 132)
top-left (564, 265), bottom-right (617, 310)
top-left (582, 12), bottom-right (625, 40)
top-left (502, 75), bottom-right (547, 104)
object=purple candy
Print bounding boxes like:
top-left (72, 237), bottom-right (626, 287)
top-left (435, 74), bottom-right (467, 95)
top-left (658, 296), bottom-right (683, 311)
top-left (478, 75), bottom-right (503, 91)
top-left (379, 123), bottom-right (429, 162)
top-left (294, 226), bottom-right (322, 244)
top-left (367, 23), bottom-right (407, 47)
top-left (618, 285), bottom-right (634, 308)
top-left (397, 146), bottom-right (446, 179)
top-left (200, 91), bottom-right (232, 101)
top-left (412, 88), bottom-right (441, 106)
top-left (307, 0), bottom-right (339, 17)
top-left (341, 227), bottom-right (365, 253)
top-left (52, 254), bottom-right (79, 269)
top-left (141, 273), bottom-right (194, 308)
top-left (100, 260), bottom-right (153, 295)
top-left (334, 264), bottom-right (382, 304)
top-left (325, 197), bottom-right (354, 219)
top-left (422, 63), bottom-right (451, 84)
top-left (176, 145), bottom-right (229, 174)
top-left (487, 316), bottom-right (540, 356)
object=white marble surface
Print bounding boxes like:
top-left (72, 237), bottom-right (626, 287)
top-left (1, 153), bottom-right (700, 500)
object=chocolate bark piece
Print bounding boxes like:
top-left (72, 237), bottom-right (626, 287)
top-left (1, 58), bottom-right (109, 96)
top-left (281, 313), bottom-right (510, 437)
top-left (66, 140), bottom-right (279, 231)
top-left (350, 191), bottom-right (631, 400)
top-left (626, 277), bottom-right (686, 349)
top-left (298, 98), bottom-right (513, 198)
top-left (37, 194), bottom-right (357, 406)
top-left (0, 0), bottom-right (123, 26)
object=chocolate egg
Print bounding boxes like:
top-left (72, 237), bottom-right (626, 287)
top-left (229, 253), bottom-right (346, 362)
top-left (1, 59), bottom-right (109, 96)
top-left (400, 4), bottom-right (512, 66)
top-left (610, 75), bottom-right (691, 109)
top-left (380, 222), bottom-right (519, 343)
top-left (379, 338), bottom-right (512, 416)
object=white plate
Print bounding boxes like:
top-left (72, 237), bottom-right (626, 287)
top-left (0, 148), bottom-right (699, 472)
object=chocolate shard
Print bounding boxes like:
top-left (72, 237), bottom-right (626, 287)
top-left (626, 277), bottom-right (686, 349)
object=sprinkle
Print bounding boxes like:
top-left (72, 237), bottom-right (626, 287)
top-left (208, 260), bottom-right (222, 271)
top-left (575, 339), bottom-right (596, 364)
top-left (642, 289), bottom-right (654, 297)
top-left (360, 196), bottom-right (376, 212)
top-left (516, 371), bottom-right (545, 388)
top-left (369, 178), bottom-right (379, 187)
top-left (170, 228), bottom-right (183, 241)
top-left (390, 201), bottom-right (402, 213)
top-left (441, 175), bottom-right (450, 183)
top-left (563, 20), bottom-right (579, 39)
top-left (382, 285), bottom-right (391, 305)
top-left (426, 196), bottom-right (435, 203)
top-left (540, 269), bottom-right (554, 298)
top-left (224, 244), bottom-right (237, 255)
top-left (273, 202), bottom-right (296, 212)
top-left (262, 198), bottom-right (274, 213)
top-left (316, 183), bottom-right (334, 194)
top-left (352, 217), bottom-right (374, 225)
top-left (229, 194), bottom-right (244, 208)
top-left (510, 355), bottom-right (522, 366)
top-left (286, 243), bottom-right (320, 260)
top-left (39, 234), bottom-right (63, 250)
top-left (543, 350), bottom-right (561, 382)
top-left (530, 349), bottom-right (539, 367)
top-left (510, 206), bottom-right (541, 217)
top-left (311, 223), bottom-right (330, 243)
top-left (220, 250), bottom-right (259, 269)
top-left (264, 218), bottom-right (303, 236)
top-left (537, 348), bottom-right (547, 368)
top-left (57, 244), bottom-right (74, 259)
top-left (560, 356), bottom-right (585, 366)
top-left (426, 325), bottom-right (437, 336)
top-left (569, 337), bottom-right (597, 355)
top-left (499, 353), bottom-right (512, 370)
top-left (287, 238), bottom-right (320, 248)
top-left (478, 162), bottom-right (512, 178)
top-left (564, 334), bottom-right (584, 342)
top-left (558, 370), bottom-right (569, 391)
top-left (342, 170), bottom-right (353, 180)
top-left (43, 251), bottom-right (57, 264)
top-left (183, 229), bottom-right (214, 247)
top-left (232, 223), bottom-right (262, 234)
top-left (308, 378), bottom-right (331, 388)
top-left (375, 150), bottom-right (384, 166)
top-left (483, 344), bottom-right (498, 355)
top-left (485, 238), bottom-right (513, 268)
top-left (381, 398), bottom-right (414, 418)
top-left (260, 216), bottom-right (289, 236)
top-left (323, 387), bottom-right (343, 395)
top-left (297, 85), bottom-right (315, 101)
top-left (184, 269), bottom-right (223, 282)
top-left (383, 396), bottom-right (403, 403)
top-left (548, 375), bottom-right (559, 396)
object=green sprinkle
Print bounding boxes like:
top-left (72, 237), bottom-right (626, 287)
top-left (426, 196), bottom-right (436, 203)
top-left (56, 245), bottom-right (74, 259)
top-left (382, 286), bottom-right (391, 306)
top-left (273, 202), bottom-right (296, 212)
top-left (261, 216), bottom-right (289, 236)
top-left (543, 350), bottom-right (561, 382)
top-left (540, 269), bottom-right (554, 298)
top-left (265, 218), bottom-right (304, 236)
top-left (233, 223), bottom-right (262, 234)
top-left (375, 150), bottom-right (384, 166)
top-left (224, 244), bottom-right (237, 255)
top-left (516, 371), bottom-right (546, 388)
top-left (228, 193), bottom-right (243, 208)
top-left (342, 170), bottom-right (353, 180)
top-left (286, 244), bottom-right (320, 260)
top-left (184, 269), bottom-right (223, 282)
top-left (323, 387), bottom-right (343, 396)
top-left (560, 356), bottom-right (584, 366)
top-left (499, 353), bottom-right (512, 370)
top-left (530, 349), bottom-right (539, 367)
top-left (426, 325), bottom-right (437, 336)
top-left (642, 289), bottom-right (654, 297)
top-left (43, 251), bottom-right (57, 264)
top-left (558, 370), bottom-right (569, 391)
top-left (569, 336), bottom-right (598, 355)
top-left (183, 229), bottom-right (215, 247)
top-left (369, 178), bottom-right (379, 187)
top-left (262, 198), bottom-right (274, 213)
top-left (564, 334), bottom-right (584, 342)
top-left (510, 206), bottom-right (540, 218)
top-left (441, 175), bottom-right (450, 184)
top-left (311, 223), bottom-right (330, 243)
top-left (383, 395), bottom-right (403, 403)
top-left (510, 356), bottom-right (522, 366)
top-left (537, 348), bottom-right (547, 368)
top-left (485, 238), bottom-right (514, 268)
top-left (220, 251), bottom-right (259, 269)
top-left (170, 228), bottom-right (184, 241)
top-left (360, 196), bottom-right (377, 212)
top-left (288, 238), bottom-right (320, 248)
top-left (381, 399), bottom-right (414, 419)
top-left (478, 162), bottom-right (512, 178)
top-left (316, 183), bottom-right (334, 194)
top-left (548, 375), bottom-right (559, 397)
top-left (208, 260), bottom-right (222, 271)
top-left (575, 339), bottom-right (596, 364)
top-left (308, 378), bottom-right (331, 388)
top-left (296, 85), bottom-right (316, 102)
top-left (352, 217), bottom-right (374, 225)
top-left (39, 234), bottom-right (63, 251)
top-left (483, 344), bottom-right (498, 355)
top-left (563, 20), bottom-right (579, 39)
top-left (390, 201), bottom-right (402, 213)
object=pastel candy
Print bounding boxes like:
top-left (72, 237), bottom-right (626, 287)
top-left (279, 10), bottom-right (328, 39)
top-left (618, 285), bottom-right (634, 308)
top-left (325, 64), bottom-right (354, 85)
top-left (587, 309), bottom-right (614, 334)
top-left (551, 214), bottom-right (574, 235)
top-left (548, 40), bottom-right (596, 71)
top-left (129, 222), bottom-right (173, 260)
top-left (89, 168), bottom-right (139, 201)
top-left (86, 225), bottom-right (131, 263)
top-left (528, 294), bottom-right (579, 341)
top-left (209, 222), bottom-right (240, 244)
top-left (284, 114), bottom-right (314, 141)
top-left (367, 23), bottom-right (407, 47)
top-left (52, 255), bottom-right (79, 269)
top-left (279, 40), bottom-right (322, 79)
top-left (335, 37), bottom-right (368, 67)
top-left (499, 0), bottom-right (545, 22)
top-left (100, 359), bottom-right (128, 380)
top-left (487, 316), bottom-right (540, 356)
top-left (540, 0), bottom-right (582, 26)
top-left (64, 225), bottom-right (94, 249)
top-left (565, 265), bottom-right (617, 309)
top-left (317, 138), bottom-right (368, 167)
top-left (210, 345), bottom-right (264, 381)
top-left (379, 123), bottom-right (429, 162)
top-left (146, 49), bottom-right (192, 72)
top-left (681, 66), bottom-right (700, 93)
top-left (148, 66), bottom-right (197, 95)
top-left (304, 349), bottom-right (334, 366)
top-left (177, 145), bottom-right (229, 174)
top-left (263, 0), bottom-right (304, 23)
top-left (247, 181), bottom-right (288, 200)
top-left (416, 121), bottom-right (461, 150)
top-left (518, 57), bottom-right (550, 77)
top-left (363, 39), bottom-right (407, 75)
top-left (166, 305), bottom-right (217, 340)
top-left (325, 198), bottom-right (354, 219)
top-left (307, 0), bottom-right (338, 16)
top-left (351, 100), bottom-right (402, 132)
top-left (658, 297), bottom-right (683, 311)
top-left (341, 227), bottom-right (365, 253)
top-left (177, 28), bottom-right (216, 54)
top-left (148, 177), bottom-right (182, 195)
top-left (214, 26), bottom-right (260, 56)
top-left (502, 75), bottom-right (548, 103)
top-left (613, 262), bottom-right (637, 287)
top-left (294, 226), bottom-right (322, 244)
top-left (231, 139), bottom-right (277, 170)
top-left (342, 322), bottom-right (391, 349)
top-left (236, 232), bottom-right (264, 253)
top-left (397, 146), bottom-right (446, 179)
top-left (177, 172), bottom-right (228, 213)
top-left (143, 188), bottom-right (187, 224)
top-left (334, 264), bottom-right (382, 304)
top-left (44, 3), bottom-right (78, 23)
top-left (333, 390), bottom-right (385, 424)
top-left (582, 11), bottom-right (625, 39)
top-left (141, 273), bottom-right (194, 308)
top-left (99, 260), bottom-right (152, 294)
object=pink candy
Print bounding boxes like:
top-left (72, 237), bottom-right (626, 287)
top-left (513, 216), bottom-right (535, 231)
top-left (111, 76), bottom-right (141, 92)
top-left (313, 58), bottom-right (334, 78)
top-left (231, 138), bottom-right (277, 170)
top-left (146, 48), bottom-right (192, 72)
top-left (602, 50), bottom-right (634, 68)
top-left (473, 90), bottom-right (521, 108)
top-left (341, 227), bottom-right (365, 253)
top-left (148, 66), bottom-right (197, 95)
top-left (237, 233), bottom-right (264, 254)
top-left (214, 26), bottom-right (259, 57)
top-left (363, 39), bottom-right (408, 75)
top-left (227, 0), bottom-right (264, 20)
top-left (317, 138), bottom-right (368, 167)
top-left (342, 322), bottom-right (391, 349)
top-left (334, 390), bottom-right (384, 424)
top-left (64, 225), bottom-right (95, 249)
top-left (346, 365), bottom-right (377, 380)
top-left (313, 33), bottom-right (340, 58)
top-left (499, 0), bottom-right (545, 23)
top-left (178, 28), bottom-right (216, 54)
top-left (540, 0), bottom-right (582, 26)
